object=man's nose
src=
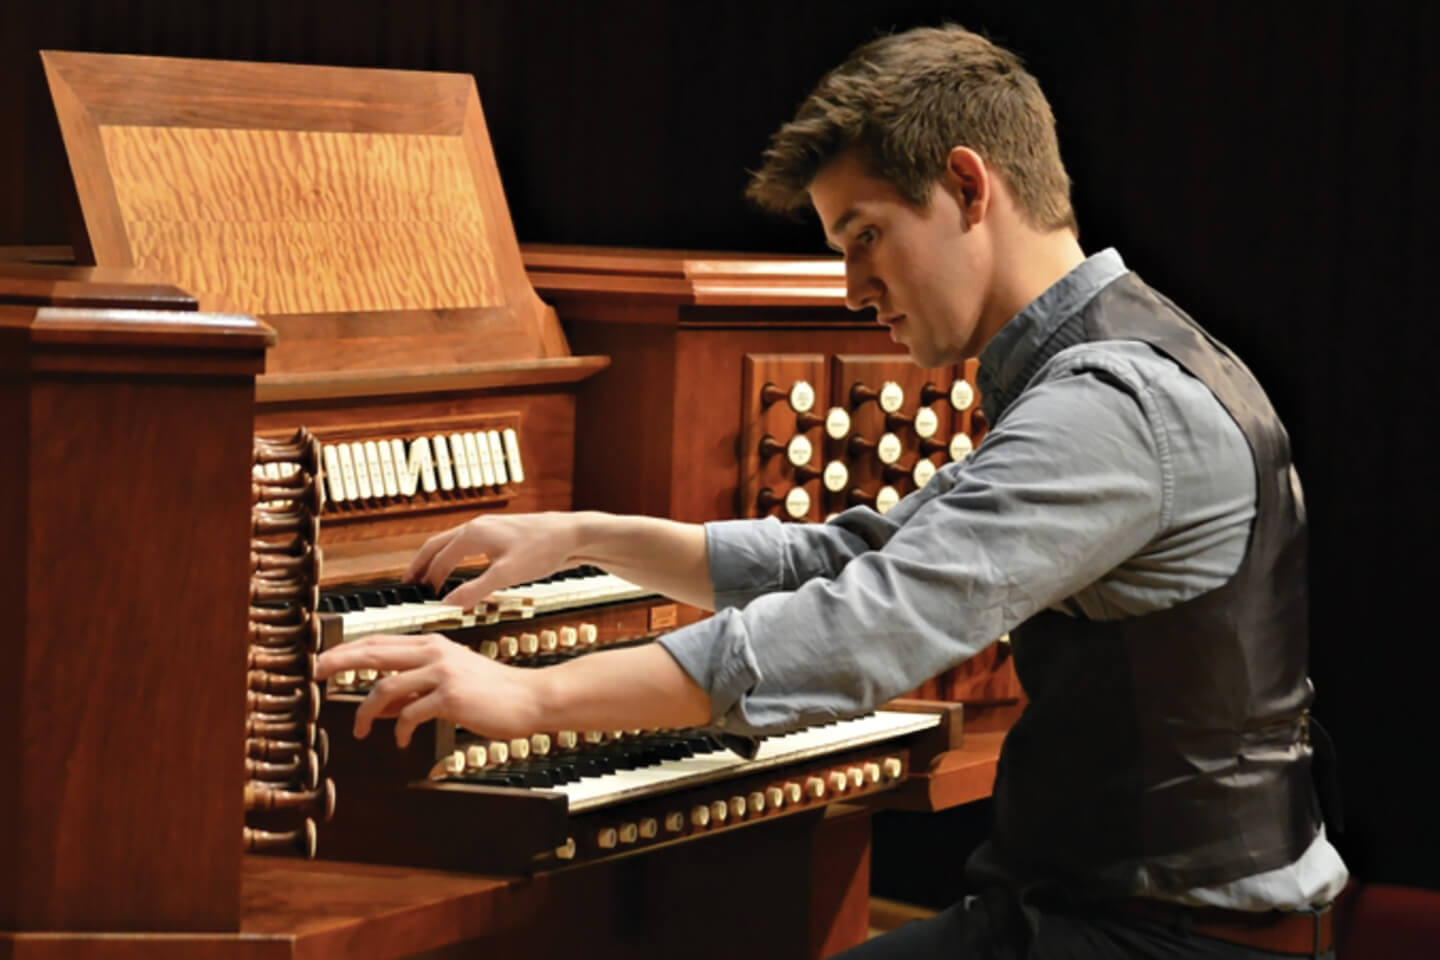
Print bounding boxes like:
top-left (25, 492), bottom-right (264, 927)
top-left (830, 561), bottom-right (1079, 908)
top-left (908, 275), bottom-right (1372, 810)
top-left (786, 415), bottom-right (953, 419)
top-left (845, 262), bottom-right (879, 312)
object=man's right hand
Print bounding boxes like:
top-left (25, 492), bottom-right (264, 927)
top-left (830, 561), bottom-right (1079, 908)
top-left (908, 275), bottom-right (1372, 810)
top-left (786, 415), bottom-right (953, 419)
top-left (405, 509), bottom-right (716, 613)
top-left (407, 512), bottom-right (583, 609)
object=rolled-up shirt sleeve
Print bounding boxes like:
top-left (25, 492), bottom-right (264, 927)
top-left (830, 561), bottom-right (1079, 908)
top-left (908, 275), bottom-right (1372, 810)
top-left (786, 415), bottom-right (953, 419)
top-left (660, 351), bottom-right (1170, 737)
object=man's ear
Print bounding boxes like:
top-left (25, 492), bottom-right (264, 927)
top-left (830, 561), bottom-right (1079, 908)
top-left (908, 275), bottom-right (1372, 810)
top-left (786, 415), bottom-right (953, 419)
top-left (943, 146), bottom-right (991, 228)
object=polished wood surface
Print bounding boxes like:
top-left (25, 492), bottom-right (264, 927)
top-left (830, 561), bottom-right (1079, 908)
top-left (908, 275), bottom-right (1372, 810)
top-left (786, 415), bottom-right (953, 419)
top-left (0, 261), bottom-right (195, 309)
top-left (0, 814), bottom-right (886, 960)
top-left (524, 243), bottom-right (848, 307)
top-left (0, 272), bottom-right (271, 933)
top-left (881, 731), bottom-right (1005, 814)
top-left (255, 356), bottom-right (608, 404)
top-left (43, 50), bottom-right (569, 365)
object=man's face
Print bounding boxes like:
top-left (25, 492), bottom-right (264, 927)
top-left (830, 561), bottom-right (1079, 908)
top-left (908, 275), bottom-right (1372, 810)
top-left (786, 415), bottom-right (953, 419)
top-left (809, 150), bottom-right (989, 368)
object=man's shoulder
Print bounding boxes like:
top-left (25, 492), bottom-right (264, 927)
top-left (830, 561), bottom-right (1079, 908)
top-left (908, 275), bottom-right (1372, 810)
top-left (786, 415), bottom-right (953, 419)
top-left (1028, 339), bottom-right (1230, 422)
top-left (1039, 338), bottom-right (1186, 391)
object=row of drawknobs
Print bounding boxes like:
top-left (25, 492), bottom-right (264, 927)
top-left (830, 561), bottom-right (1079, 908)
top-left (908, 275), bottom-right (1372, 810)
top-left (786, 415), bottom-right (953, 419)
top-left (244, 429), bottom-right (335, 858)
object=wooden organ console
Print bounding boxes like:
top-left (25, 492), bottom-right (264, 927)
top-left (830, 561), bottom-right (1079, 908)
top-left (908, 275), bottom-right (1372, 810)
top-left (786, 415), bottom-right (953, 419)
top-left (1, 50), bottom-right (1000, 958)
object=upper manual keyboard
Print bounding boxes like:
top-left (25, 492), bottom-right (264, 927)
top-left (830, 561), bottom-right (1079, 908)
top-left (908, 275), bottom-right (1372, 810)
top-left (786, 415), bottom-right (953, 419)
top-left (322, 566), bottom-right (654, 640)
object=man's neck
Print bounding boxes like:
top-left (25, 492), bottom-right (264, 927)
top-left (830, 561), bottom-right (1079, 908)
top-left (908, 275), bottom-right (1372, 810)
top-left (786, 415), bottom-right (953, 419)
top-left (974, 229), bottom-right (1087, 354)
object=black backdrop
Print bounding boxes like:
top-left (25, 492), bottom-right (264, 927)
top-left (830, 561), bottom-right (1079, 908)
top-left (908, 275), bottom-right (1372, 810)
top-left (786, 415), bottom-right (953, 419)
top-left (4, 0), bottom-right (1435, 892)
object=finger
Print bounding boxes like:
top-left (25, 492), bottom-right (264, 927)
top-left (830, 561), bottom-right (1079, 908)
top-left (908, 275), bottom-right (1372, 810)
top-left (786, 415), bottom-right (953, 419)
top-left (408, 522), bottom-right (471, 585)
top-left (394, 689), bottom-right (447, 749)
top-left (353, 664), bottom-right (441, 740)
top-left (441, 565), bottom-right (513, 611)
top-left (425, 532), bottom-right (491, 597)
top-left (315, 635), bottom-right (435, 680)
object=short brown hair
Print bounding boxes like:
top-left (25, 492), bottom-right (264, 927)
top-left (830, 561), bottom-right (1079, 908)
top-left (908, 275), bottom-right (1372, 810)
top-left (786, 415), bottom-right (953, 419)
top-left (747, 24), bottom-right (1076, 233)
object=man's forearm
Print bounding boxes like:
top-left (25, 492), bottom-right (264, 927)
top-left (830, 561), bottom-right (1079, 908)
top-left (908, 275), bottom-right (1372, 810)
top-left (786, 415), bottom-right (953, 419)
top-left (531, 642), bottom-right (713, 731)
top-left (567, 511), bottom-right (715, 610)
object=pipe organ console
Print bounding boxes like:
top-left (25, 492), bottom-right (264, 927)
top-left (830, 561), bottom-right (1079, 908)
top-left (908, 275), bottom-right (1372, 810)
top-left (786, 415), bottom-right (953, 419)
top-left (12, 48), bottom-right (985, 959)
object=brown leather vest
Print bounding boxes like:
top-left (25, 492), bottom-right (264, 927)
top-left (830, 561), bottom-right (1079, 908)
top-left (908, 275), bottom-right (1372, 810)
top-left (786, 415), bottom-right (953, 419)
top-left (969, 272), bottom-right (1322, 898)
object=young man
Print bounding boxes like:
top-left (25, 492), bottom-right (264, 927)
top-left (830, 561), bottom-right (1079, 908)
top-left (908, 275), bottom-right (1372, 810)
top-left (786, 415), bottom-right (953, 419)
top-left (317, 24), bottom-right (1344, 958)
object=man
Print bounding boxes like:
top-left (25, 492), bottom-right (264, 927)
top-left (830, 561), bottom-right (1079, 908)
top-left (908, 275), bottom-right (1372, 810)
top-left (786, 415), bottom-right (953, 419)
top-left (317, 24), bottom-right (1345, 958)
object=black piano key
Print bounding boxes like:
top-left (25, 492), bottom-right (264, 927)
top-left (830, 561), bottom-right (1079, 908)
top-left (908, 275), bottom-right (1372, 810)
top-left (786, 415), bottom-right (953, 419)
top-left (398, 584), bottom-right (423, 603)
top-left (359, 589), bottom-right (387, 607)
top-left (548, 762), bottom-right (581, 784)
top-left (506, 765), bottom-right (557, 788)
top-left (344, 594), bottom-right (365, 612)
top-left (583, 749), bottom-right (625, 773)
top-left (416, 581), bottom-right (438, 601)
top-left (461, 773), bottom-right (530, 789)
top-left (565, 755), bottom-right (609, 777)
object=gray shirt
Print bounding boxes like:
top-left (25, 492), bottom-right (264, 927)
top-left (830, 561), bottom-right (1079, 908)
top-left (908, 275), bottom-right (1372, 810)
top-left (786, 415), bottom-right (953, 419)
top-left (658, 248), bottom-right (1345, 909)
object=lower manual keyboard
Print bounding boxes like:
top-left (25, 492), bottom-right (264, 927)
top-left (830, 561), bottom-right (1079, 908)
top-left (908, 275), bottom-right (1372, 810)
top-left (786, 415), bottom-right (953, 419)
top-left (446, 711), bottom-right (941, 813)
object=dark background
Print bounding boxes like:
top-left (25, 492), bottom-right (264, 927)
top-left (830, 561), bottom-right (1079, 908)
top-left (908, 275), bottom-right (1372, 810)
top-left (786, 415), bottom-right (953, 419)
top-left (3, 0), bottom-right (1435, 894)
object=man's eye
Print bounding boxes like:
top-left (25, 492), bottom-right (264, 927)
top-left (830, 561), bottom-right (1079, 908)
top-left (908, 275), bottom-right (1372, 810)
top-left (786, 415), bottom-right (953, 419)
top-left (857, 228), bottom-right (877, 246)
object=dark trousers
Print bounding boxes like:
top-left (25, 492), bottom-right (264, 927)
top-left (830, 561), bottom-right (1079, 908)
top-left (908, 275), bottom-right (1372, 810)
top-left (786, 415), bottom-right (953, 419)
top-left (833, 889), bottom-right (1336, 960)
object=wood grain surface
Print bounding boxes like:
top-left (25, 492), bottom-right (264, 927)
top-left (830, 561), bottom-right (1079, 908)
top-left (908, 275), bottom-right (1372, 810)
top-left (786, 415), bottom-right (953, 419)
top-left (44, 51), bottom-right (566, 363)
top-left (1, 301), bottom-right (269, 933)
top-left (101, 126), bottom-right (499, 316)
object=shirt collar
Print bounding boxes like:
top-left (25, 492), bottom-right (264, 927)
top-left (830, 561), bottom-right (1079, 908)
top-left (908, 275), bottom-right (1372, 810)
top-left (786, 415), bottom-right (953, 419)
top-left (976, 247), bottom-right (1129, 423)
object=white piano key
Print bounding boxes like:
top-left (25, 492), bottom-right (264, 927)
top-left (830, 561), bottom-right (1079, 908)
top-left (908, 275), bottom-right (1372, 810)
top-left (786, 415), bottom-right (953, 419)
top-left (487, 430), bottom-right (508, 485)
top-left (413, 437), bottom-right (437, 494)
top-left (473, 431), bottom-right (497, 487)
top-left (323, 444), bottom-right (347, 504)
top-left (432, 434), bottom-right (455, 491)
top-left (339, 442), bottom-right (363, 501)
top-left (449, 433), bottom-right (472, 489)
top-left (362, 440), bottom-right (386, 500)
top-left (393, 437), bottom-right (418, 497)
top-left (503, 428), bottom-right (525, 484)
top-left (377, 439), bottom-right (400, 498)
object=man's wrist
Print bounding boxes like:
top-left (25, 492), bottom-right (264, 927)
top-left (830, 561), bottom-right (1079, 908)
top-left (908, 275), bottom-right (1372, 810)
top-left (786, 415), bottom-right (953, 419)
top-left (563, 510), bottom-right (610, 568)
top-left (523, 661), bottom-right (566, 732)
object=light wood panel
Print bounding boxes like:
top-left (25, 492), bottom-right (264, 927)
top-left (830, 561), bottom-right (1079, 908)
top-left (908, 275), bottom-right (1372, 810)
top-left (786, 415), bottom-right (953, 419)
top-left (101, 126), bottom-right (500, 316)
top-left (43, 51), bottom-right (570, 369)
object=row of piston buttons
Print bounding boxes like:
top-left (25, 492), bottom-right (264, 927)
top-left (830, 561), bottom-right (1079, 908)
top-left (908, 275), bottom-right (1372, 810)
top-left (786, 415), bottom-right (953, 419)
top-left (763, 429), bottom-right (974, 472)
top-left (555, 756), bottom-right (906, 859)
top-left (757, 445), bottom-right (965, 518)
top-left (759, 478), bottom-right (903, 518)
top-left (760, 379), bottom-right (976, 438)
top-left (476, 622), bottom-right (600, 660)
